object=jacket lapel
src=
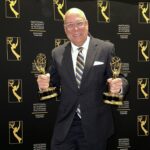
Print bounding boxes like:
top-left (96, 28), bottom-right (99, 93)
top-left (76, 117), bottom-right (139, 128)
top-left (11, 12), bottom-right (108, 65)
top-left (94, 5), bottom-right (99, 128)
top-left (80, 37), bottom-right (98, 88)
top-left (63, 43), bottom-right (78, 91)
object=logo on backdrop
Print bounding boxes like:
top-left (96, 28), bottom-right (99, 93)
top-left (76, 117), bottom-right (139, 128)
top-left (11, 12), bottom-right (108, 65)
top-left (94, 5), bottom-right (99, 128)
top-left (6, 37), bottom-right (21, 61)
top-left (32, 103), bottom-right (48, 119)
top-left (137, 115), bottom-right (149, 136)
top-left (117, 24), bottom-right (131, 39)
top-left (55, 38), bottom-right (68, 47)
top-left (53, 0), bottom-right (67, 21)
top-left (97, 0), bottom-right (110, 23)
top-left (5, 0), bottom-right (20, 18)
top-left (9, 120), bottom-right (23, 144)
top-left (30, 21), bottom-right (46, 37)
top-left (138, 2), bottom-right (150, 24)
top-left (117, 138), bottom-right (131, 149)
top-left (8, 79), bottom-right (22, 103)
top-left (137, 78), bottom-right (149, 100)
top-left (138, 40), bottom-right (150, 62)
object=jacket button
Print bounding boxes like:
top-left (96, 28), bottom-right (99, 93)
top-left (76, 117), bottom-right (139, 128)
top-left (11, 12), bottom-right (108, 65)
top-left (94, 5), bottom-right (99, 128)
top-left (77, 92), bottom-right (82, 96)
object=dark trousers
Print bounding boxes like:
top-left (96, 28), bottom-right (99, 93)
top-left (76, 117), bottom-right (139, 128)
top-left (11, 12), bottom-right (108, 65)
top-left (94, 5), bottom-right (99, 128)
top-left (57, 113), bottom-right (88, 150)
top-left (51, 114), bottom-right (107, 150)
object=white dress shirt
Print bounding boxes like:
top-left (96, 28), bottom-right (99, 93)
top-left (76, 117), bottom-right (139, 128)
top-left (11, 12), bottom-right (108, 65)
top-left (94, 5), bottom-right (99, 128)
top-left (71, 36), bottom-right (90, 76)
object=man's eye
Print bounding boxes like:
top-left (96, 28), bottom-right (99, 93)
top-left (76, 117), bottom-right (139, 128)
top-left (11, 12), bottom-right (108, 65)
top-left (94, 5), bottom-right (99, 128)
top-left (67, 24), bottom-right (73, 28)
top-left (77, 22), bottom-right (84, 26)
top-left (78, 22), bottom-right (82, 25)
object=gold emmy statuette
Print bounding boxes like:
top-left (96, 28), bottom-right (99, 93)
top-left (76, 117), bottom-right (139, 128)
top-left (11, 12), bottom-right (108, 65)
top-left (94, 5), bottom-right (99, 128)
top-left (103, 56), bottom-right (123, 105)
top-left (34, 53), bottom-right (58, 100)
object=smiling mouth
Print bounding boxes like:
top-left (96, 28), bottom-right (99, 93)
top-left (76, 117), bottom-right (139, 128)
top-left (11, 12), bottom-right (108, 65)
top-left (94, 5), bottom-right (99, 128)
top-left (73, 33), bottom-right (81, 37)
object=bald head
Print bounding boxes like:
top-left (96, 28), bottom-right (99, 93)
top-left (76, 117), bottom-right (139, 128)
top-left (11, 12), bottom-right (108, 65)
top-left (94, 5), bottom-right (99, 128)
top-left (64, 8), bottom-right (87, 23)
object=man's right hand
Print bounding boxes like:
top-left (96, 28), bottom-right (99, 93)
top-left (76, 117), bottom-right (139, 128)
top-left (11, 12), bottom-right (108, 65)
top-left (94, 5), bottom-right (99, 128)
top-left (37, 73), bottom-right (50, 91)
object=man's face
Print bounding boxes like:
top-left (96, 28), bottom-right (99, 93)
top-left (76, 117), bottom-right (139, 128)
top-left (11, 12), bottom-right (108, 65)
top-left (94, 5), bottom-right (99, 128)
top-left (64, 13), bottom-right (89, 47)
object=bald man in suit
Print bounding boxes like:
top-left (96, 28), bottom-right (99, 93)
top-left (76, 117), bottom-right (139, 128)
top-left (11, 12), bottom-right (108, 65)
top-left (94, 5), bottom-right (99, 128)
top-left (37, 8), bottom-right (128, 150)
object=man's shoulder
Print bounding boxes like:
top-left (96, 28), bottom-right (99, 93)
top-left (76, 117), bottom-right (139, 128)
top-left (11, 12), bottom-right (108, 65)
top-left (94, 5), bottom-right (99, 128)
top-left (92, 37), bottom-right (114, 47)
top-left (52, 41), bottom-right (70, 53)
top-left (90, 36), bottom-right (115, 54)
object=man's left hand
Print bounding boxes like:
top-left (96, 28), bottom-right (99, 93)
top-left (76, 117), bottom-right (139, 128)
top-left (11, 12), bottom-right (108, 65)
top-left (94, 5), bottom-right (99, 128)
top-left (107, 78), bottom-right (122, 94)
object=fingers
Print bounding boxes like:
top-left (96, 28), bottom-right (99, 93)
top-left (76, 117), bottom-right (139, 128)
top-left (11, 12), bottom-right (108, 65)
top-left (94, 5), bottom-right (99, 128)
top-left (37, 73), bottom-right (50, 90)
top-left (107, 78), bottom-right (122, 94)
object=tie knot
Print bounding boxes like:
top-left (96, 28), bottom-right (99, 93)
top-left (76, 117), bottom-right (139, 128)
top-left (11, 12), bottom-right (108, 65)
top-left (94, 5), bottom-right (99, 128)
top-left (78, 47), bottom-right (83, 52)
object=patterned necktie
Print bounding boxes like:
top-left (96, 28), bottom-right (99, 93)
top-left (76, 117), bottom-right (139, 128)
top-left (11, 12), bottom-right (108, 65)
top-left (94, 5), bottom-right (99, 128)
top-left (76, 47), bottom-right (84, 88)
top-left (76, 47), bottom-right (84, 118)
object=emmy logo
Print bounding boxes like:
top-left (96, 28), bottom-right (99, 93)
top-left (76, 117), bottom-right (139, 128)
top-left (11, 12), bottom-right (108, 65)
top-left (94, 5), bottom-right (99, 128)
top-left (138, 40), bottom-right (149, 62)
top-left (6, 0), bottom-right (20, 18)
top-left (9, 121), bottom-right (23, 144)
top-left (139, 2), bottom-right (150, 24)
top-left (103, 56), bottom-right (123, 105)
top-left (8, 79), bottom-right (22, 102)
top-left (34, 53), bottom-right (58, 100)
top-left (53, 0), bottom-right (65, 19)
top-left (7, 37), bottom-right (21, 61)
top-left (137, 78), bottom-right (149, 99)
top-left (137, 115), bottom-right (149, 136)
top-left (97, 0), bottom-right (110, 23)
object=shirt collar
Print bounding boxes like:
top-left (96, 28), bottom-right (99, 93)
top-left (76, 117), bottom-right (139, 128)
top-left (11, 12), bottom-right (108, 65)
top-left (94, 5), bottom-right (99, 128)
top-left (71, 36), bottom-right (90, 52)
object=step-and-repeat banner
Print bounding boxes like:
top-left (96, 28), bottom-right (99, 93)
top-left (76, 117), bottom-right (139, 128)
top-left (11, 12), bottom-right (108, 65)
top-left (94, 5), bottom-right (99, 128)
top-left (0, 0), bottom-right (150, 149)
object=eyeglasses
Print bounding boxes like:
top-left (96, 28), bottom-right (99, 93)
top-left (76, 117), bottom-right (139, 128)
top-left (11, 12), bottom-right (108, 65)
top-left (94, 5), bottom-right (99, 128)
top-left (64, 21), bottom-right (86, 31)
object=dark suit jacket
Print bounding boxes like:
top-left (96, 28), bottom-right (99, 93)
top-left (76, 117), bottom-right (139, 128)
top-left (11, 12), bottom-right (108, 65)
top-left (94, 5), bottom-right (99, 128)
top-left (49, 36), bottom-right (128, 149)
